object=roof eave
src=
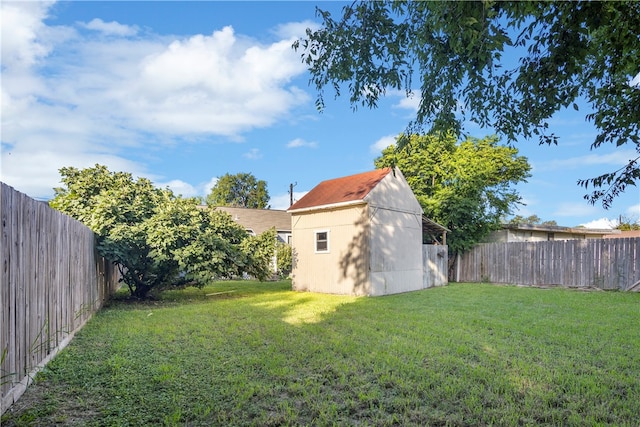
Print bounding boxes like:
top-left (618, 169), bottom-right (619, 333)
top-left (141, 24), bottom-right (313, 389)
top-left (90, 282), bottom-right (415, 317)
top-left (288, 199), bottom-right (367, 214)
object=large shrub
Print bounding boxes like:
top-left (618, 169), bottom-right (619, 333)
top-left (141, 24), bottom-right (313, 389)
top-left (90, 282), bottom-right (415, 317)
top-left (50, 164), bottom-right (275, 298)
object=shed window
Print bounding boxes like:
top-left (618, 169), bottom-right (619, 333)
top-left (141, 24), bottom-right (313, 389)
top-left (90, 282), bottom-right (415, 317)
top-left (315, 231), bottom-right (329, 253)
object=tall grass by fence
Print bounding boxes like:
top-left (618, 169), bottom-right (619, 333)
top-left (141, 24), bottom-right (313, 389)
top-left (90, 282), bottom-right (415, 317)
top-left (1, 183), bottom-right (120, 414)
top-left (456, 238), bottom-right (640, 290)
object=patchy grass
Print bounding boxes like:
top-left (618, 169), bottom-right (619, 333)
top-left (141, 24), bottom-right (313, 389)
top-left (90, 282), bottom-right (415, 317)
top-left (3, 281), bottom-right (640, 426)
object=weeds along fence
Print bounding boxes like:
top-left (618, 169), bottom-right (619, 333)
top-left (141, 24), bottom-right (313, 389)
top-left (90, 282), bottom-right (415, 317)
top-left (455, 238), bottom-right (640, 290)
top-left (1, 183), bottom-right (120, 415)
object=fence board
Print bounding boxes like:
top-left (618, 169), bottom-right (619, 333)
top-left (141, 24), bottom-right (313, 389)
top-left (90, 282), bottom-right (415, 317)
top-left (1, 185), bottom-right (13, 403)
top-left (1, 183), bottom-right (119, 415)
top-left (457, 238), bottom-right (640, 290)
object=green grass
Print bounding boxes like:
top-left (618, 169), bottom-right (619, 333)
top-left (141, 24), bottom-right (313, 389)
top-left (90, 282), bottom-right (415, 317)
top-left (3, 281), bottom-right (640, 426)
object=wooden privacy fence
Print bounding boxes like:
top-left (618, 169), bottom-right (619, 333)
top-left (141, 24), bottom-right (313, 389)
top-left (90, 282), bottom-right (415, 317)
top-left (456, 238), bottom-right (640, 290)
top-left (423, 245), bottom-right (448, 288)
top-left (1, 183), bottom-right (120, 414)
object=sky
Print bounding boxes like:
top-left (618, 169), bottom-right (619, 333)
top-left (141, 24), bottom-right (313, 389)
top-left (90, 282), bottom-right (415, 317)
top-left (1, 1), bottom-right (639, 229)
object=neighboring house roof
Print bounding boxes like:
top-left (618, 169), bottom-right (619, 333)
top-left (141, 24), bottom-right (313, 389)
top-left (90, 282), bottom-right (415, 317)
top-left (603, 230), bottom-right (640, 239)
top-left (502, 223), bottom-right (619, 236)
top-left (288, 168), bottom-right (392, 212)
top-left (213, 206), bottom-right (291, 234)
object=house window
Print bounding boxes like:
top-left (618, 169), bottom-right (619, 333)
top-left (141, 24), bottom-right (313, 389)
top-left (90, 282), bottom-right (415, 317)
top-left (315, 230), bottom-right (329, 253)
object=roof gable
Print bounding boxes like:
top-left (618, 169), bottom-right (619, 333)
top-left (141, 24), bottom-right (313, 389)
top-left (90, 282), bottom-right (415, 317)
top-left (288, 168), bottom-right (392, 211)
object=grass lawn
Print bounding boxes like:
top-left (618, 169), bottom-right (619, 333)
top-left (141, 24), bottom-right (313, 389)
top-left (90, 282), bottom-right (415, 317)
top-left (3, 281), bottom-right (640, 426)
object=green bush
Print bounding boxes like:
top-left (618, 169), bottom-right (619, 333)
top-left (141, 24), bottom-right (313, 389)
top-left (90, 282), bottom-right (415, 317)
top-left (276, 241), bottom-right (292, 278)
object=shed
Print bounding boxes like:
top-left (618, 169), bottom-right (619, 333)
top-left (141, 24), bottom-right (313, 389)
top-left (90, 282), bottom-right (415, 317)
top-left (287, 167), bottom-right (425, 296)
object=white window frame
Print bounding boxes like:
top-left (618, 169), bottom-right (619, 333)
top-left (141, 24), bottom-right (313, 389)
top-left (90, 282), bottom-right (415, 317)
top-left (314, 230), bottom-right (330, 253)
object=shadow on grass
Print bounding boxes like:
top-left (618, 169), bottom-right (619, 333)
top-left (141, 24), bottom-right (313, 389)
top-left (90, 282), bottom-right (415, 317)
top-left (3, 282), bottom-right (640, 427)
top-left (108, 279), bottom-right (293, 306)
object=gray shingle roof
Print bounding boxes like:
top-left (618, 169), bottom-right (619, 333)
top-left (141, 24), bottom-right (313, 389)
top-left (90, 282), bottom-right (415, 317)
top-left (213, 206), bottom-right (291, 234)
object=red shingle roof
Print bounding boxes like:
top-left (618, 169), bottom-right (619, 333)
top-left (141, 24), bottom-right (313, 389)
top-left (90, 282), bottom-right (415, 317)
top-left (289, 168), bottom-right (392, 211)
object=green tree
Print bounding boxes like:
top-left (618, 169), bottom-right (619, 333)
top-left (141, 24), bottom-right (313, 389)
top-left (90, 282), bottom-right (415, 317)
top-left (507, 215), bottom-right (557, 226)
top-left (375, 133), bottom-right (531, 253)
top-left (207, 172), bottom-right (270, 209)
top-left (616, 215), bottom-right (640, 231)
top-left (295, 1), bottom-right (640, 208)
top-left (508, 215), bottom-right (541, 226)
top-left (240, 228), bottom-right (278, 281)
top-left (275, 241), bottom-right (293, 279)
top-left (50, 165), bottom-right (275, 299)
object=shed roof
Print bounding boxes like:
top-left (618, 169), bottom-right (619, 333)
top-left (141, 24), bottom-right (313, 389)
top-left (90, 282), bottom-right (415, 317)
top-left (288, 168), bottom-right (392, 211)
top-left (213, 206), bottom-right (291, 234)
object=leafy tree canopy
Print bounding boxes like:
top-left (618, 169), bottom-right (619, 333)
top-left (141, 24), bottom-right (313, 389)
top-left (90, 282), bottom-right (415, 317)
top-left (207, 172), bottom-right (270, 209)
top-left (50, 165), bottom-right (275, 299)
top-left (616, 215), bottom-right (640, 231)
top-left (507, 215), bottom-right (557, 226)
top-left (275, 242), bottom-right (293, 279)
top-left (296, 1), bottom-right (640, 208)
top-left (375, 133), bottom-right (531, 253)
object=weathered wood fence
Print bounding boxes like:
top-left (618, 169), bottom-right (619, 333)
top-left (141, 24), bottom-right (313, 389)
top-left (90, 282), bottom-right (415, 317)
top-left (1, 183), bottom-right (120, 414)
top-left (423, 245), bottom-right (448, 288)
top-left (455, 238), bottom-right (640, 290)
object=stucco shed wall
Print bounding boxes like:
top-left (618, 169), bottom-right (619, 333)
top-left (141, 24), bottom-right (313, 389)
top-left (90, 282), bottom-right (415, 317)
top-left (365, 170), bottom-right (424, 295)
top-left (368, 208), bottom-right (424, 295)
top-left (291, 205), bottom-right (371, 296)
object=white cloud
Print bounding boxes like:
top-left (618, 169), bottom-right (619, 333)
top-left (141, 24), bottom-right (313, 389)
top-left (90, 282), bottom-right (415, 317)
top-left (203, 177), bottom-right (218, 195)
top-left (287, 138), bottom-right (317, 148)
top-left (387, 89), bottom-right (420, 112)
top-left (0, 148), bottom-right (146, 200)
top-left (0, 2), bottom-right (313, 199)
top-left (159, 179), bottom-right (199, 198)
top-left (626, 204), bottom-right (640, 218)
top-left (630, 71), bottom-right (640, 88)
top-left (243, 148), bottom-right (262, 160)
top-left (578, 205), bottom-right (640, 229)
top-left (557, 132), bottom-right (597, 148)
top-left (534, 149), bottom-right (638, 171)
top-left (158, 176), bottom-right (222, 199)
top-left (370, 135), bottom-right (396, 154)
top-left (0, 1), bottom-right (55, 70)
top-left (78, 18), bottom-right (138, 37)
top-left (273, 20), bottom-right (319, 39)
top-left (122, 26), bottom-right (309, 136)
top-left (579, 218), bottom-right (617, 229)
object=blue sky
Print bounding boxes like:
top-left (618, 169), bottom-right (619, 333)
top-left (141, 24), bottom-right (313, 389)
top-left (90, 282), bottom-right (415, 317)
top-left (1, 1), bottom-right (638, 228)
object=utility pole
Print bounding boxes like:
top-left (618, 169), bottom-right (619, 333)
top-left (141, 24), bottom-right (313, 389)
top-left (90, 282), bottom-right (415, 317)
top-left (289, 182), bottom-right (297, 207)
